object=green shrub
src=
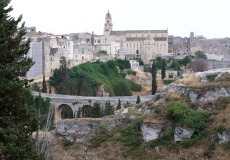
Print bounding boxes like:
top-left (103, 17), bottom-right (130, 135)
top-left (97, 50), bottom-right (107, 54)
top-left (203, 141), bottom-right (215, 158)
top-left (216, 124), bottom-right (225, 133)
top-left (124, 102), bottom-right (132, 108)
top-left (167, 101), bottom-right (209, 138)
top-left (90, 133), bottom-right (111, 147)
top-left (168, 74), bottom-right (174, 78)
top-left (206, 73), bottom-right (218, 82)
top-left (163, 79), bottom-right (176, 85)
top-left (127, 70), bottom-right (136, 75)
top-left (99, 123), bottom-right (108, 134)
top-left (62, 138), bottom-right (73, 146)
top-left (167, 101), bottom-right (188, 121)
top-left (180, 139), bottom-right (190, 148)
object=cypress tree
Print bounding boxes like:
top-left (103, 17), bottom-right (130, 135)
top-left (104, 101), bottom-right (113, 116)
top-left (136, 95), bottom-right (140, 104)
top-left (151, 60), bottom-right (157, 95)
top-left (42, 74), bottom-right (47, 93)
top-left (0, 1), bottom-right (43, 159)
top-left (49, 84), bottom-right (52, 94)
top-left (117, 99), bottom-right (121, 110)
top-left (161, 59), bottom-right (166, 79)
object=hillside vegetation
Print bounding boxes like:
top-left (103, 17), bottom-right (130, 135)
top-left (52, 70), bottom-right (230, 160)
top-left (49, 58), bottom-right (141, 96)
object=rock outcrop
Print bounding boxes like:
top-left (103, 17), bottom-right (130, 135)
top-left (218, 130), bottom-right (230, 144)
top-left (57, 118), bottom-right (124, 142)
top-left (141, 123), bottom-right (163, 142)
top-left (174, 126), bottom-right (194, 142)
top-left (199, 87), bottom-right (230, 102)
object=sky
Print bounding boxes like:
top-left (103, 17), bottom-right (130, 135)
top-left (9, 0), bottom-right (230, 38)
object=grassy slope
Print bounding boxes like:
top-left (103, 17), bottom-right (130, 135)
top-left (69, 61), bottom-right (141, 96)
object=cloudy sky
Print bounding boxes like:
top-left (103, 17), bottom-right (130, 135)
top-left (10, 0), bottom-right (230, 38)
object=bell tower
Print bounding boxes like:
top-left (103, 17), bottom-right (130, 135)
top-left (104, 10), bottom-right (113, 36)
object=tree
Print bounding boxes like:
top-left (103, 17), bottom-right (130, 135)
top-left (91, 102), bottom-right (102, 118)
top-left (195, 50), bottom-right (207, 59)
top-left (161, 59), bottom-right (166, 79)
top-left (49, 85), bottom-right (52, 94)
top-left (104, 101), bottom-right (113, 116)
top-left (170, 59), bottom-right (180, 71)
top-left (155, 57), bottom-right (162, 69)
top-left (0, 1), bottom-right (43, 159)
top-left (42, 74), bottom-right (47, 93)
top-left (117, 99), bottom-right (121, 110)
top-left (31, 83), bottom-right (40, 92)
top-left (136, 95), bottom-right (140, 104)
top-left (151, 60), bottom-right (157, 95)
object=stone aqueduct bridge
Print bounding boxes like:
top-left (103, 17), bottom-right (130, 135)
top-left (32, 92), bottom-right (153, 123)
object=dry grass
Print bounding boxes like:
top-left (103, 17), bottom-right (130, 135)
top-left (175, 75), bottom-right (201, 86)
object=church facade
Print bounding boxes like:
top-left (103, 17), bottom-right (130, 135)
top-left (94, 11), bottom-right (168, 64)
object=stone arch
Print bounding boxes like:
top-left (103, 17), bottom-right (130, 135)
top-left (55, 104), bottom-right (74, 123)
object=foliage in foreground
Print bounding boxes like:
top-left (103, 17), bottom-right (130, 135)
top-left (0, 1), bottom-right (43, 159)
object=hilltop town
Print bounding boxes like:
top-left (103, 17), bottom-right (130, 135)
top-left (25, 11), bottom-right (230, 81)
top-left (2, 1), bottom-right (230, 159)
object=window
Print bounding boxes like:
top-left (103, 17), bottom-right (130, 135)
top-left (98, 39), bottom-right (101, 43)
top-left (107, 20), bottom-right (109, 23)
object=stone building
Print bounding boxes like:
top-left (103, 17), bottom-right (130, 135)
top-left (92, 11), bottom-right (168, 64)
top-left (26, 42), bottom-right (43, 78)
top-left (169, 32), bottom-right (230, 61)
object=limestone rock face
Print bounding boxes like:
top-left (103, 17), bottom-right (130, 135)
top-left (141, 123), bottom-right (163, 142)
top-left (195, 68), bottom-right (230, 83)
top-left (218, 130), bottom-right (230, 144)
top-left (57, 119), bottom-right (124, 142)
top-left (199, 87), bottom-right (230, 102)
top-left (189, 91), bottom-right (198, 105)
top-left (174, 126), bottom-right (194, 142)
